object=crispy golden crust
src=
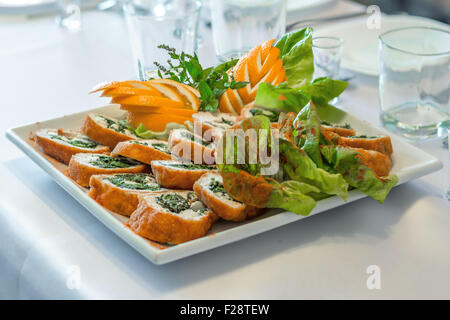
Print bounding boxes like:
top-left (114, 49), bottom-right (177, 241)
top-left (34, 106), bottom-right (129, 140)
top-left (34, 132), bottom-right (109, 165)
top-left (88, 176), bottom-right (140, 216)
top-left (338, 136), bottom-right (393, 156)
top-left (111, 141), bottom-right (172, 164)
top-left (193, 178), bottom-right (260, 222)
top-left (194, 122), bottom-right (224, 143)
top-left (220, 170), bottom-right (273, 208)
top-left (321, 126), bottom-right (356, 137)
top-left (68, 157), bottom-right (147, 187)
top-left (169, 133), bottom-right (215, 164)
top-left (128, 195), bottom-right (216, 244)
top-left (349, 147), bottom-right (392, 177)
top-left (151, 163), bottom-right (214, 189)
top-left (81, 115), bottom-right (134, 149)
top-left (88, 175), bottom-right (160, 216)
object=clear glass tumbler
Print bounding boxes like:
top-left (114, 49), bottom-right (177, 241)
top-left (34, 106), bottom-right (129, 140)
top-left (312, 36), bottom-right (344, 80)
top-left (123, 0), bottom-right (202, 80)
top-left (56, 0), bottom-right (81, 32)
top-left (210, 0), bottom-right (286, 62)
top-left (379, 27), bottom-right (450, 140)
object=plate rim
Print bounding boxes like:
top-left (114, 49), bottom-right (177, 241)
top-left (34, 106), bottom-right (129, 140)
top-left (5, 104), bottom-right (443, 264)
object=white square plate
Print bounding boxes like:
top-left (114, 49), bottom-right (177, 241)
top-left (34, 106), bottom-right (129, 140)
top-left (5, 104), bottom-right (442, 264)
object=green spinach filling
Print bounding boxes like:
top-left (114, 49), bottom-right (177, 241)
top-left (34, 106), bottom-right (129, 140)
top-left (217, 117), bottom-right (234, 126)
top-left (320, 120), bottom-right (352, 129)
top-left (98, 116), bottom-right (129, 134)
top-left (348, 135), bottom-right (378, 139)
top-left (50, 134), bottom-right (98, 149)
top-left (208, 178), bottom-right (226, 194)
top-left (89, 155), bottom-right (138, 169)
top-left (167, 163), bottom-right (216, 170)
top-left (129, 141), bottom-right (170, 154)
top-left (130, 140), bottom-right (148, 146)
top-left (156, 193), bottom-right (191, 213)
top-left (155, 192), bottom-right (206, 215)
top-left (208, 178), bottom-right (233, 200)
top-left (151, 142), bottom-right (170, 154)
top-left (105, 174), bottom-right (161, 190)
top-left (181, 131), bottom-right (211, 147)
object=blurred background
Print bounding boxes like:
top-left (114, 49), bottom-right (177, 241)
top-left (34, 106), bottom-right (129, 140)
top-left (0, 0), bottom-right (448, 120)
top-left (1, 1), bottom-right (448, 21)
top-left (355, 0), bottom-right (449, 23)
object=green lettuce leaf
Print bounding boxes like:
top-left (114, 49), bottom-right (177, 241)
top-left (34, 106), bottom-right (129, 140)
top-left (220, 167), bottom-right (319, 216)
top-left (217, 115), bottom-right (272, 176)
top-left (320, 145), bottom-right (398, 203)
top-left (280, 138), bottom-right (349, 200)
top-left (132, 122), bottom-right (186, 140)
top-left (300, 77), bottom-right (348, 106)
top-left (267, 180), bottom-right (319, 216)
top-left (218, 115), bottom-right (322, 216)
top-left (295, 102), bottom-right (323, 168)
top-left (254, 77), bottom-right (348, 113)
top-left (275, 27), bottom-right (314, 87)
top-left (254, 82), bottom-right (310, 113)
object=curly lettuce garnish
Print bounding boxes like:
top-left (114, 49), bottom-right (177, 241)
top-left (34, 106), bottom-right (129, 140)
top-left (275, 27), bottom-right (315, 87)
top-left (320, 145), bottom-right (398, 203)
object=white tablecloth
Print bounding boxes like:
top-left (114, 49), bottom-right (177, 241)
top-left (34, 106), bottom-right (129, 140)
top-left (1, 0), bottom-right (449, 299)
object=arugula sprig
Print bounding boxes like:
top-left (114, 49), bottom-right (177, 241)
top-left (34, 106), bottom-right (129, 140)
top-left (151, 45), bottom-right (248, 112)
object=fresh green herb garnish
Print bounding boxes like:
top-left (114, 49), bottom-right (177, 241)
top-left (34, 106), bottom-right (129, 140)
top-left (106, 174), bottom-right (161, 191)
top-left (151, 45), bottom-right (248, 112)
top-left (156, 193), bottom-right (191, 214)
top-left (89, 155), bottom-right (138, 169)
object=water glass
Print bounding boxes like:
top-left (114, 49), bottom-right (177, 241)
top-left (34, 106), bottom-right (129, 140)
top-left (446, 128), bottom-right (450, 201)
top-left (379, 27), bottom-right (450, 140)
top-left (210, 0), bottom-right (286, 62)
top-left (123, 0), bottom-right (202, 81)
top-left (312, 36), bottom-right (344, 79)
top-left (56, 0), bottom-right (81, 32)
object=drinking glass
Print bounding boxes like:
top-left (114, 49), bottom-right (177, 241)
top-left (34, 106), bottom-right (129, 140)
top-left (312, 36), bottom-right (344, 104)
top-left (123, 0), bottom-right (202, 81)
top-left (379, 27), bottom-right (450, 140)
top-left (312, 36), bottom-right (344, 79)
top-left (56, 0), bottom-right (81, 32)
top-left (446, 128), bottom-right (450, 201)
top-left (210, 0), bottom-right (286, 62)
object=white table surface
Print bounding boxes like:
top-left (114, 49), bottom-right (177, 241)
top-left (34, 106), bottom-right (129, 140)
top-left (1, 0), bottom-right (449, 299)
